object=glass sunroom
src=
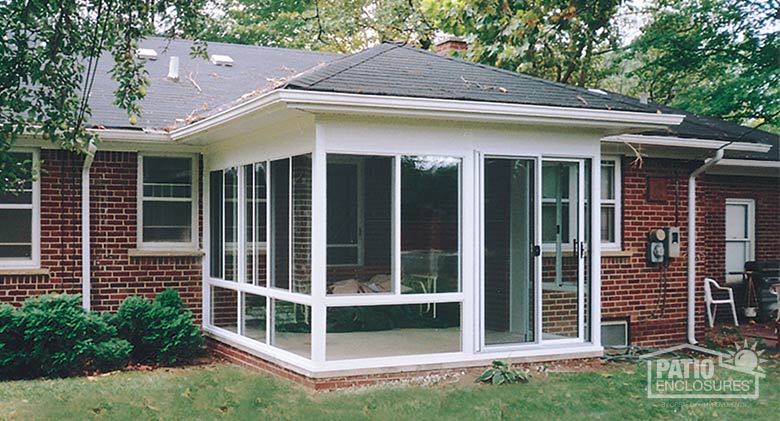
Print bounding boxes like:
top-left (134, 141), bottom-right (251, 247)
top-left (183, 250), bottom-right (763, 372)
top-left (203, 116), bottom-right (602, 374)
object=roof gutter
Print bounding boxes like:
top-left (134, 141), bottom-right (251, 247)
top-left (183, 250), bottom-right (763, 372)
top-left (687, 148), bottom-right (724, 344)
top-left (81, 142), bottom-right (98, 310)
top-left (170, 90), bottom-right (686, 142)
top-left (602, 134), bottom-right (772, 153)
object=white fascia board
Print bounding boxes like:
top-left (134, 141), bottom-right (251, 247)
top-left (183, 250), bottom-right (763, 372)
top-left (169, 89), bottom-right (686, 142)
top-left (279, 91), bottom-right (686, 128)
top-left (602, 134), bottom-right (772, 153)
top-left (17, 129), bottom-right (201, 153)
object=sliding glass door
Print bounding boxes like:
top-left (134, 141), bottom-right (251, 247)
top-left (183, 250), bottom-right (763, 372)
top-left (483, 157), bottom-right (536, 346)
top-left (482, 156), bottom-right (586, 349)
top-left (540, 159), bottom-right (585, 342)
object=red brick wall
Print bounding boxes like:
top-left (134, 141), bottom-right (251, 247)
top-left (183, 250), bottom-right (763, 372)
top-left (700, 174), bottom-right (780, 277)
top-left (601, 157), bottom-right (779, 348)
top-left (0, 150), bottom-right (203, 317)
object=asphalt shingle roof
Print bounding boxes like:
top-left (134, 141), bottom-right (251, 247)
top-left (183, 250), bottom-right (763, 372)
top-left (283, 42), bottom-right (649, 112)
top-left (86, 39), bottom-right (777, 161)
top-left (86, 37), bottom-right (340, 130)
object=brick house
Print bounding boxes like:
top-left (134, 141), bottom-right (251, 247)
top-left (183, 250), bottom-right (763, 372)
top-left (2, 38), bottom-right (777, 385)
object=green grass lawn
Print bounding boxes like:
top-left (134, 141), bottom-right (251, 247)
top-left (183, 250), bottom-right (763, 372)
top-left (1, 358), bottom-right (777, 420)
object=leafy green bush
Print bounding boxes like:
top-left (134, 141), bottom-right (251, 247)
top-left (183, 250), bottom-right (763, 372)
top-left (477, 361), bottom-right (530, 385)
top-left (3, 294), bottom-right (131, 379)
top-left (111, 289), bottom-right (203, 365)
top-left (0, 303), bottom-right (25, 378)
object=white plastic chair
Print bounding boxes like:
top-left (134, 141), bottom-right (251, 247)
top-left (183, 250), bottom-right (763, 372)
top-left (769, 284), bottom-right (780, 322)
top-left (704, 278), bottom-right (739, 327)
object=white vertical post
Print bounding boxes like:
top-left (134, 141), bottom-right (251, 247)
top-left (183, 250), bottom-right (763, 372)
top-left (237, 166), bottom-right (245, 334)
top-left (310, 126), bottom-right (328, 365)
top-left (591, 156), bottom-right (602, 348)
top-left (577, 160), bottom-right (585, 340)
top-left (202, 154), bottom-right (210, 326)
top-left (266, 161), bottom-right (272, 345)
top-left (535, 156), bottom-right (543, 344)
top-left (463, 151), bottom-right (476, 355)
top-left (288, 158), bottom-right (293, 291)
top-left (393, 155), bottom-right (402, 295)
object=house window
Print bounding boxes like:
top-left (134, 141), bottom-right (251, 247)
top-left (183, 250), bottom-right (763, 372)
top-left (600, 158), bottom-right (621, 249)
top-left (139, 155), bottom-right (197, 249)
top-left (725, 198), bottom-right (755, 283)
top-left (0, 150), bottom-right (39, 267)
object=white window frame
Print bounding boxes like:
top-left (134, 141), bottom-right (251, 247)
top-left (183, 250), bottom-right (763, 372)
top-left (725, 198), bottom-right (755, 283)
top-left (0, 148), bottom-right (40, 269)
top-left (137, 153), bottom-right (199, 250)
top-left (326, 156), bottom-right (364, 267)
top-left (600, 157), bottom-right (621, 251)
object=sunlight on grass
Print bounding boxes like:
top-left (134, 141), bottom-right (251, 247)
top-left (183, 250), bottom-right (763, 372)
top-left (0, 359), bottom-right (777, 420)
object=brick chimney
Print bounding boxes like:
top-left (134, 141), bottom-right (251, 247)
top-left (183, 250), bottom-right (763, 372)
top-left (435, 37), bottom-right (467, 56)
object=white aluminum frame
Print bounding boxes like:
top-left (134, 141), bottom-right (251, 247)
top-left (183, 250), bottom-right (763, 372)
top-left (479, 156), bottom-right (588, 350)
top-left (201, 117), bottom-right (604, 373)
top-left (137, 153), bottom-right (199, 251)
top-left (0, 148), bottom-right (40, 269)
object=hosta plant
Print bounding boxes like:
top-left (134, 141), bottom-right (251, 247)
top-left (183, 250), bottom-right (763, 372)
top-left (477, 360), bottom-right (530, 385)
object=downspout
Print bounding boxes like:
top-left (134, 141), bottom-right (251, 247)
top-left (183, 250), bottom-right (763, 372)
top-left (81, 143), bottom-right (98, 310)
top-left (687, 148), bottom-right (724, 344)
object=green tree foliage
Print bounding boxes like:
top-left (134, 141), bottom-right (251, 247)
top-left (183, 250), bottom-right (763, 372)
top-left (0, 0), bottom-right (211, 194)
top-left (203, 0), bottom-right (435, 53)
top-left (626, 0), bottom-right (779, 131)
top-left (201, 0), bottom-right (314, 48)
top-left (426, 0), bottom-right (623, 86)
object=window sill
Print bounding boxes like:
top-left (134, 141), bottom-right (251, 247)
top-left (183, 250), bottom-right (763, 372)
top-left (128, 248), bottom-right (205, 258)
top-left (0, 268), bottom-right (50, 276)
top-left (601, 249), bottom-right (635, 258)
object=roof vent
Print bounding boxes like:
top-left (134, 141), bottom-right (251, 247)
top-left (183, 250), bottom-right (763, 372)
top-left (210, 54), bottom-right (234, 67)
top-left (167, 56), bottom-right (180, 81)
top-left (587, 88), bottom-right (608, 96)
top-left (136, 48), bottom-right (158, 60)
top-left (639, 91), bottom-right (649, 105)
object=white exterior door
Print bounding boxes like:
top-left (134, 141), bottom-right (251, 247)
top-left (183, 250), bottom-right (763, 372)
top-left (725, 198), bottom-right (755, 283)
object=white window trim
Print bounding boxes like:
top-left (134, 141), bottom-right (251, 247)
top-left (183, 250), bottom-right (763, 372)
top-left (326, 156), bottom-right (364, 267)
top-left (0, 148), bottom-right (40, 269)
top-left (725, 198), bottom-right (755, 283)
top-left (137, 153), bottom-right (199, 251)
top-left (600, 156), bottom-right (622, 251)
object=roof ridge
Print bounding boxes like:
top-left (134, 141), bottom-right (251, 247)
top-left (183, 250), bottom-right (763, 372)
top-left (283, 43), bottom-right (401, 89)
top-left (398, 43), bottom-right (621, 107)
